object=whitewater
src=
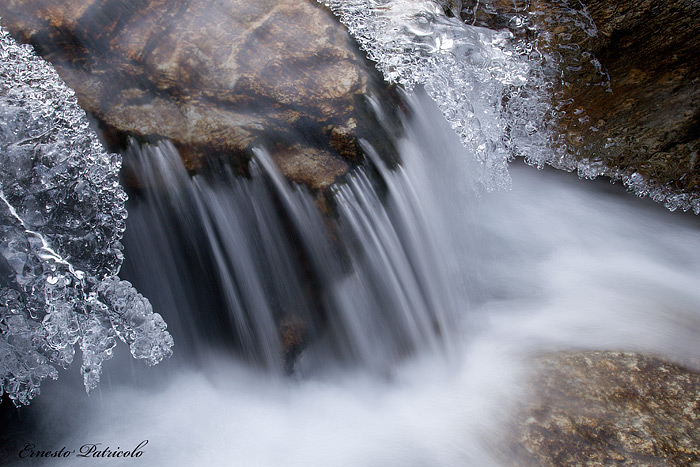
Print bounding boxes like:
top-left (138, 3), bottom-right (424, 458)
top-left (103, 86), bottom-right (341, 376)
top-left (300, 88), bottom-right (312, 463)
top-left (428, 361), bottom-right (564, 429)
top-left (1, 0), bottom-right (700, 465)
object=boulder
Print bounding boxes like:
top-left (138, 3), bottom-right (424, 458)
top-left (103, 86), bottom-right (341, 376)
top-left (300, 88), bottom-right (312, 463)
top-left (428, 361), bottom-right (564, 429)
top-left (0, 0), bottom-right (396, 191)
top-left (508, 351), bottom-right (700, 466)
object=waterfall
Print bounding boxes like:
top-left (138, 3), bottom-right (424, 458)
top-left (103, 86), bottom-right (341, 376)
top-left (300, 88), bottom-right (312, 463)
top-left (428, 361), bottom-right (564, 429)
top-left (120, 88), bottom-right (468, 374)
top-left (3, 2), bottom-right (700, 466)
top-left (5, 85), bottom-right (699, 467)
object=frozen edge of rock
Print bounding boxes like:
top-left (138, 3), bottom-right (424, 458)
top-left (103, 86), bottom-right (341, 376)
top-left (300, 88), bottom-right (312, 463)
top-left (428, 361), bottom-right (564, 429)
top-left (322, 0), bottom-right (700, 214)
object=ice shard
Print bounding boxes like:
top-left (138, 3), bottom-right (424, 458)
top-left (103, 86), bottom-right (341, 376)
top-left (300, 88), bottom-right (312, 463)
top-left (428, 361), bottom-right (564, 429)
top-left (0, 25), bottom-right (172, 406)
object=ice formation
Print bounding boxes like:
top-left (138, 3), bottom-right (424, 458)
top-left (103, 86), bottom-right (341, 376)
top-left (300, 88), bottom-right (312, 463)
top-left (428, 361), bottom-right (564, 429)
top-left (321, 0), bottom-right (528, 191)
top-left (321, 0), bottom-right (700, 213)
top-left (0, 26), bottom-right (173, 406)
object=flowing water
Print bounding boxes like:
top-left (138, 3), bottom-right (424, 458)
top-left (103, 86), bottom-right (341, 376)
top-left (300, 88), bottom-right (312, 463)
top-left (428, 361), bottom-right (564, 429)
top-left (3, 88), bottom-right (700, 466)
top-left (2, 0), bottom-right (700, 465)
top-left (118, 100), bottom-right (464, 374)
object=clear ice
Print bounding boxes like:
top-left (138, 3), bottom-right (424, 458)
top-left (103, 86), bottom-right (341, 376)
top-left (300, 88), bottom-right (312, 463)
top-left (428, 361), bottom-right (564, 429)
top-left (321, 0), bottom-right (700, 213)
top-left (321, 0), bottom-right (528, 191)
top-left (0, 25), bottom-right (173, 406)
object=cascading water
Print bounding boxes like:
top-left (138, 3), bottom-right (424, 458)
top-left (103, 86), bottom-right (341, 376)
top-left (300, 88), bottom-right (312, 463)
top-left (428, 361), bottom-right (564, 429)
top-left (2, 1), bottom-right (700, 466)
top-left (4, 86), bottom-right (700, 467)
top-left (119, 93), bottom-right (464, 374)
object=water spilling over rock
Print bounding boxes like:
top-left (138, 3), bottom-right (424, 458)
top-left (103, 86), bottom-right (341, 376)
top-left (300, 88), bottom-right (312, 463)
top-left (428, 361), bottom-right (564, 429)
top-left (120, 95), bottom-right (463, 373)
top-left (1, 0), bottom-right (700, 463)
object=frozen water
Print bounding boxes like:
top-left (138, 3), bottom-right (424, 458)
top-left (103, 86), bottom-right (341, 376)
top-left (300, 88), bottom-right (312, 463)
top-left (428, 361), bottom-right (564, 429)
top-left (318, 0), bottom-right (603, 189)
top-left (0, 26), bottom-right (172, 405)
top-left (321, 0), bottom-right (700, 213)
top-left (321, 0), bottom-right (526, 191)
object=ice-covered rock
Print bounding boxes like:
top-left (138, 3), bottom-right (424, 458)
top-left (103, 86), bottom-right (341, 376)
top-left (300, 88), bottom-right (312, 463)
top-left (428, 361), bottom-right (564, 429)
top-left (322, 0), bottom-right (700, 213)
top-left (320, 0), bottom-right (529, 191)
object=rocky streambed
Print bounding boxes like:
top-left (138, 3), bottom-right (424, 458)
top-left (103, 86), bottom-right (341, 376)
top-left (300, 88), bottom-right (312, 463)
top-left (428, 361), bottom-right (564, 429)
top-left (1, 1), bottom-right (699, 465)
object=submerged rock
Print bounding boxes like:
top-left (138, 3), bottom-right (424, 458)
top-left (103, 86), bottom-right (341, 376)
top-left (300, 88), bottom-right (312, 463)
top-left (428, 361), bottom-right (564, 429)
top-left (508, 351), bottom-right (700, 466)
top-left (0, 0), bottom-right (396, 191)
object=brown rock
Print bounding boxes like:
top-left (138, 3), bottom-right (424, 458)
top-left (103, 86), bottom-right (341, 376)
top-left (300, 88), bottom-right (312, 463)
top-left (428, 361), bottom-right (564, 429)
top-left (506, 352), bottom-right (700, 466)
top-left (448, 0), bottom-right (700, 206)
top-left (561, 0), bottom-right (700, 200)
top-left (279, 315), bottom-right (309, 374)
top-left (0, 0), bottom-right (395, 190)
top-left (270, 145), bottom-right (349, 191)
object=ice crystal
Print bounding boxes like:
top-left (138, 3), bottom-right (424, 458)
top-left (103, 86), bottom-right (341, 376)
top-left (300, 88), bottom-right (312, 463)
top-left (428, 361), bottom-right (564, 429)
top-left (320, 0), bottom-right (604, 190)
top-left (321, 0), bottom-right (528, 191)
top-left (0, 25), bottom-right (172, 406)
top-left (320, 0), bottom-right (600, 189)
top-left (322, 0), bottom-right (700, 213)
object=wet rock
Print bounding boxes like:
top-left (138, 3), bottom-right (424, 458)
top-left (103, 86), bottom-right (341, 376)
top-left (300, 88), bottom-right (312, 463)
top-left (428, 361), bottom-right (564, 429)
top-left (508, 351), bottom-right (700, 466)
top-left (560, 0), bottom-right (700, 204)
top-left (449, 0), bottom-right (700, 207)
top-left (279, 315), bottom-right (309, 374)
top-left (0, 0), bottom-right (396, 190)
top-left (269, 145), bottom-right (349, 191)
